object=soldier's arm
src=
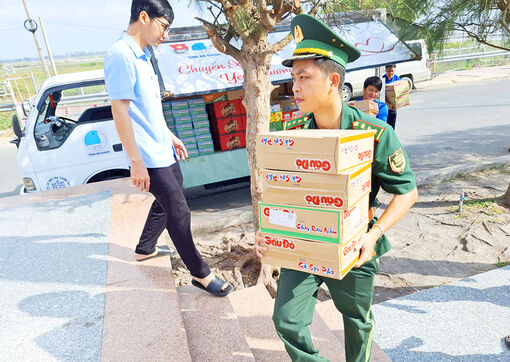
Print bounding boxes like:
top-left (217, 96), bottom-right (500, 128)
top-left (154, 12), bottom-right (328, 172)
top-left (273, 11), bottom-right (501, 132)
top-left (355, 188), bottom-right (418, 267)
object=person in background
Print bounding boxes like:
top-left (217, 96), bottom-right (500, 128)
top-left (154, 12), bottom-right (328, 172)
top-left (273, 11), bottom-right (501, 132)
top-left (104, 0), bottom-right (233, 297)
top-left (359, 76), bottom-right (388, 122)
top-left (383, 64), bottom-right (400, 129)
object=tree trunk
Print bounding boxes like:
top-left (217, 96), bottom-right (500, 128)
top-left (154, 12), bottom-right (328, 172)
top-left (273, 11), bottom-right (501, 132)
top-left (239, 38), bottom-right (273, 230)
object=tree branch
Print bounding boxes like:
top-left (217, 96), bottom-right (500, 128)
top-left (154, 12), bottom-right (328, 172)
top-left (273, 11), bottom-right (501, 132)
top-left (195, 17), bottom-right (242, 59)
top-left (255, 0), bottom-right (276, 30)
top-left (270, 31), bottom-right (294, 53)
top-left (455, 22), bottom-right (510, 51)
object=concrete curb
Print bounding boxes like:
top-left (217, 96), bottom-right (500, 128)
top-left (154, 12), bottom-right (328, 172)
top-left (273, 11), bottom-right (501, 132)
top-left (414, 155), bottom-right (510, 187)
top-left (190, 157), bottom-right (510, 236)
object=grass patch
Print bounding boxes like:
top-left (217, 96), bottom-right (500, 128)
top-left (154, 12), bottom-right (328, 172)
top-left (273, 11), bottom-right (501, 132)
top-left (496, 260), bottom-right (509, 268)
top-left (447, 172), bottom-right (468, 182)
top-left (448, 198), bottom-right (500, 213)
top-left (0, 111), bottom-right (15, 131)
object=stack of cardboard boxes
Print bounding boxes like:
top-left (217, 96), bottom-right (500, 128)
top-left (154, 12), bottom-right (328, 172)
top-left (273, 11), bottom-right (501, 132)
top-left (385, 81), bottom-right (410, 111)
top-left (256, 129), bottom-right (374, 279)
top-left (346, 99), bottom-right (379, 117)
top-left (206, 93), bottom-right (247, 151)
top-left (162, 98), bottom-right (215, 157)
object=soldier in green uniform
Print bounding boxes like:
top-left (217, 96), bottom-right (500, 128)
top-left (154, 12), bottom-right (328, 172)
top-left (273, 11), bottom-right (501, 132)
top-left (255, 14), bottom-right (418, 362)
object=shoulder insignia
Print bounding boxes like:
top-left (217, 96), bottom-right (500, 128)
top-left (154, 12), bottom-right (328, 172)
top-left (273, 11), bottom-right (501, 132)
top-left (284, 115), bottom-right (310, 130)
top-left (388, 147), bottom-right (406, 173)
top-left (352, 119), bottom-right (385, 142)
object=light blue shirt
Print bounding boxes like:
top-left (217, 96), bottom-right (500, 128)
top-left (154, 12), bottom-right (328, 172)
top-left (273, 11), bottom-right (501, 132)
top-left (104, 32), bottom-right (175, 168)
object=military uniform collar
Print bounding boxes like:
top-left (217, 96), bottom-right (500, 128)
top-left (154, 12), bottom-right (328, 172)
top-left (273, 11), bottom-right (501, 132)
top-left (304, 102), bottom-right (355, 130)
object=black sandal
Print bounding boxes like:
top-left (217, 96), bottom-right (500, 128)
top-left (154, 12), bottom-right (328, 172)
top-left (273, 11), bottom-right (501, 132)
top-left (192, 276), bottom-right (233, 297)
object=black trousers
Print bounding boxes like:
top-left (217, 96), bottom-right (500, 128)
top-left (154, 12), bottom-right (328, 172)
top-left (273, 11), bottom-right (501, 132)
top-left (135, 162), bottom-right (211, 278)
top-left (387, 109), bottom-right (397, 130)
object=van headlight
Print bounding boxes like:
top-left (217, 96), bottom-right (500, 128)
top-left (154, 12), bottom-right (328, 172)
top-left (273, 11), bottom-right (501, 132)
top-left (23, 178), bottom-right (36, 191)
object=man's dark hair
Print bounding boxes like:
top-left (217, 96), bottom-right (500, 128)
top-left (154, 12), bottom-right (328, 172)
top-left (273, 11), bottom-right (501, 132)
top-left (385, 64), bottom-right (396, 70)
top-left (363, 76), bottom-right (382, 91)
top-left (314, 57), bottom-right (345, 92)
top-left (130, 0), bottom-right (174, 25)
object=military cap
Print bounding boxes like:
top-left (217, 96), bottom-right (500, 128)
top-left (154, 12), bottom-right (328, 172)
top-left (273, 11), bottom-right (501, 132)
top-left (282, 14), bottom-right (361, 68)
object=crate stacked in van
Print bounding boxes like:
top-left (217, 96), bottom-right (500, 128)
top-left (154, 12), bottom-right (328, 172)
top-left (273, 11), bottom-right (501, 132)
top-left (188, 98), bottom-right (214, 155)
top-left (162, 98), bottom-right (215, 157)
top-left (255, 129), bottom-right (374, 280)
top-left (206, 95), bottom-right (247, 151)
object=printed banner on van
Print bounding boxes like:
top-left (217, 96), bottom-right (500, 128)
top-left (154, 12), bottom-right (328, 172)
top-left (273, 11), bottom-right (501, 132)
top-left (154, 20), bottom-right (416, 97)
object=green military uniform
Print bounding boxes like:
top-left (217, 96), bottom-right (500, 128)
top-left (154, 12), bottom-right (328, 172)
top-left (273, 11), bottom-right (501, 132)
top-left (272, 14), bottom-right (417, 362)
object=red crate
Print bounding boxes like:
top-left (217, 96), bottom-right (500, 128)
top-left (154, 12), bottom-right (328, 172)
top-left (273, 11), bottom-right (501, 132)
top-left (217, 132), bottom-right (246, 151)
top-left (213, 115), bottom-right (247, 135)
top-left (208, 99), bottom-right (246, 119)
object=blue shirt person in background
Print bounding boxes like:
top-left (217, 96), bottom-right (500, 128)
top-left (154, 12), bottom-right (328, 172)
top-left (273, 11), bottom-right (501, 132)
top-left (358, 76), bottom-right (388, 122)
top-left (383, 64), bottom-right (400, 129)
top-left (104, 0), bottom-right (232, 297)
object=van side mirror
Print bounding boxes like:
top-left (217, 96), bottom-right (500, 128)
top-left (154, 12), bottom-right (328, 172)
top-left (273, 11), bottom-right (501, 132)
top-left (12, 114), bottom-right (22, 138)
top-left (22, 100), bottom-right (32, 117)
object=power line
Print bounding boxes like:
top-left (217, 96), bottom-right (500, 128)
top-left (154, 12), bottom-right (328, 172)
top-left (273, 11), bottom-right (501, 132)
top-left (44, 21), bottom-right (122, 31)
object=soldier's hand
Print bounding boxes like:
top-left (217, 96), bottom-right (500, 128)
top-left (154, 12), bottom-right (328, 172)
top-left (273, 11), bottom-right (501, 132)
top-left (254, 230), bottom-right (268, 259)
top-left (353, 228), bottom-right (379, 268)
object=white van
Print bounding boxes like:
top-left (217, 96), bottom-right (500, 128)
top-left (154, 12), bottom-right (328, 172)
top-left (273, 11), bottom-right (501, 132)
top-left (342, 39), bottom-right (431, 100)
top-left (12, 70), bottom-right (130, 193)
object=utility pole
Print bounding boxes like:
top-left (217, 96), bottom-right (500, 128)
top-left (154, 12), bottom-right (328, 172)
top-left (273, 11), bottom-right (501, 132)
top-left (21, 0), bottom-right (50, 78)
top-left (39, 17), bottom-right (58, 75)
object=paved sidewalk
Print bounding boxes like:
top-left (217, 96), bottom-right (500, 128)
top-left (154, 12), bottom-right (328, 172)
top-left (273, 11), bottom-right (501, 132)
top-left (417, 64), bottom-right (510, 90)
top-left (372, 265), bottom-right (510, 361)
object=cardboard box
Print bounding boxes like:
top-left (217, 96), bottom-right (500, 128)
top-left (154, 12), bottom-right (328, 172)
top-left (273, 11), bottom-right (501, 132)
top-left (385, 81), bottom-right (410, 111)
top-left (193, 120), bottom-right (211, 130)
top-left (188, 98), bottom-right (206, 106)
top-left (261, 230), bottom-right (363, 280)
top-left (214, 115), bottom-right (247, 135)
top-left (172, 108), bottom-right (191, 117)
top-left (282, 110), bottom-right (303, 122)
top-left (260, 162), bottom-right (371, 211)
top-left (227, 89), bottom-right (245, 100)
top-left (256, 129), bottom-right (374, 174)
top-left (347, 100), bottom-right (379, 117)
top-left (218, 132), bottom-right (246, 151)
top-left (259, 193), bottom-right (369, 244)
top-left (203, 92), bottom-right (228, 104)
top-left (170, 100), bottom-right (189, 110)
top-left (208, 99), bottom-right (246, 119)
top-left (174, 116), bottom-right (192, 124)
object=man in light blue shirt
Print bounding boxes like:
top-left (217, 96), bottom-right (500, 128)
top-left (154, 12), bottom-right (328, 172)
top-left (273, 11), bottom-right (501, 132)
top-left (104, 0), bottom-right (232, 297)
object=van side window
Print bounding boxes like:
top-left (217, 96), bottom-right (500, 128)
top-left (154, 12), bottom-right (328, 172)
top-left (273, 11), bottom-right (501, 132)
top-left (33, 82), bottom-right (111, 151)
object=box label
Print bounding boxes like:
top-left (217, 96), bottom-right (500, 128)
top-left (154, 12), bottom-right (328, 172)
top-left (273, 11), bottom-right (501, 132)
top-left (269, 209), bottom-right (297, 228)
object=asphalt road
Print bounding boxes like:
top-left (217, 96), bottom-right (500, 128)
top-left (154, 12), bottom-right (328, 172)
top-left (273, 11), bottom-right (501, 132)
top-left (396, 78), bottom-right (510, 174)
top-left (0, 78), bottom-right (509, 200)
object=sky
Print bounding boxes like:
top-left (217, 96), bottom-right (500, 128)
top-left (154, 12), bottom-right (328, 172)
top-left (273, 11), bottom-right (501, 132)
top-left (0, 0), bottom-right (211, 61)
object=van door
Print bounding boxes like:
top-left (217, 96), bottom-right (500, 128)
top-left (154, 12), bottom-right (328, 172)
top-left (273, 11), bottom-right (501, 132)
top-left (27, 83), bottom-right (129, 191)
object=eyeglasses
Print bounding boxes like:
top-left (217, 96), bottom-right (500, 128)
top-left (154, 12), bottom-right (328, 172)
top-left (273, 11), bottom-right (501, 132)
top-left (153, 18), bottom-right (171, 35)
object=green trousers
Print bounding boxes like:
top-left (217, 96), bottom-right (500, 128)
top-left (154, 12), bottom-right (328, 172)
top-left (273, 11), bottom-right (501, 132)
top-left (272, 257), bottom-right (379, 362)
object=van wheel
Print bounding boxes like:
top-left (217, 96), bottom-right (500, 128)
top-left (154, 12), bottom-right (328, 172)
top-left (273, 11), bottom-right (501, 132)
top-left (341, 85), bottom-right (353, 101)
top-left (400, 76), bottom-right (414, 90)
